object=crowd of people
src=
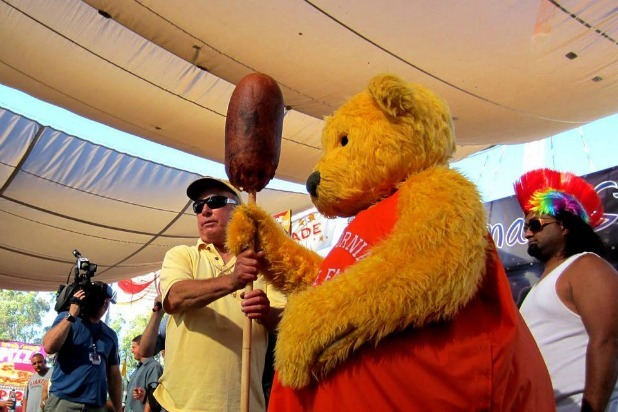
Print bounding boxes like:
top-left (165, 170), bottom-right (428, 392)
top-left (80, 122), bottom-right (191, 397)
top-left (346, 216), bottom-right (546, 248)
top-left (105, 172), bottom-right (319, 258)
top-left (2, 171), bottom-right (616, 412)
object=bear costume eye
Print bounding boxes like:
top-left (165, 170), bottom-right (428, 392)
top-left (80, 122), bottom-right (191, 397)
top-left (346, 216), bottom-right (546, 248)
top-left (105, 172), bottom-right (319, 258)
top-left (340, 135), bottom-right (348, 146)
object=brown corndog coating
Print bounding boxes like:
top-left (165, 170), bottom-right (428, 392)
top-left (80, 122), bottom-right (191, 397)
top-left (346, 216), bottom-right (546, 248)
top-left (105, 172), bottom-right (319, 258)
top-left (225, 72), bottom-right (284, 193)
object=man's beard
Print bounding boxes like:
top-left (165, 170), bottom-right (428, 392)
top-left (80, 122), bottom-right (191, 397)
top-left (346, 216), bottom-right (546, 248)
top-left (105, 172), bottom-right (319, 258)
top-left (527, 243), bottom-right (549, 262)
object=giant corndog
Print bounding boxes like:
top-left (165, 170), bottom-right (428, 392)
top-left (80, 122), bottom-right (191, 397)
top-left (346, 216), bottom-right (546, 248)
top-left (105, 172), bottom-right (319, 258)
top-left (225, 72), bottom-right (284, 193)
top-left (224, 72), bottom-right (284, 412)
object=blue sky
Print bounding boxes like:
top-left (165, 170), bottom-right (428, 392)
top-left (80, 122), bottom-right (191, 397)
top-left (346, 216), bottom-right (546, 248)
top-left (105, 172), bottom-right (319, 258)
top-left (1, 83), bottom-right (616, 202)
top-left (452, 113), bottom-right (618, 201)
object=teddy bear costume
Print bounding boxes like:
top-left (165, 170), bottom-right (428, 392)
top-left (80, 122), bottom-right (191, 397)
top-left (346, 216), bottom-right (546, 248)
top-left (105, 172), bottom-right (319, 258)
top-left (228, 74), bottom-right (554, 411)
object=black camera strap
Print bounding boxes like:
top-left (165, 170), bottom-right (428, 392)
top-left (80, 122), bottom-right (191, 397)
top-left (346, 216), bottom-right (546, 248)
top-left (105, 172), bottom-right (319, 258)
top-left (87, 321), bottom-right (104, 365)
top-left (89, 321), bottom-right (103, 347)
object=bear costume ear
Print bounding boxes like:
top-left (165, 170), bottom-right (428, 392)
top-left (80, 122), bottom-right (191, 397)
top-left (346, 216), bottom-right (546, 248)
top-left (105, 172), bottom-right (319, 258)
top-left (368, 74), bottom-right (414, 117)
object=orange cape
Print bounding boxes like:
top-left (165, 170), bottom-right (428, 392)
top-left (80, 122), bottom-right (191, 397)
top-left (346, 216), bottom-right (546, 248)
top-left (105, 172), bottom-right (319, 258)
top-left (268, 193), bottom-right (554, 411)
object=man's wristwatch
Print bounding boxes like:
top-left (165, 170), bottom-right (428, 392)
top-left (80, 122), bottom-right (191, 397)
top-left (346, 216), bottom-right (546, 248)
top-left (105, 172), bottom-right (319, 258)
top-left (65, 314), bottom-right (76, 323)
top-left (152, 301), bottom-right (163, 313)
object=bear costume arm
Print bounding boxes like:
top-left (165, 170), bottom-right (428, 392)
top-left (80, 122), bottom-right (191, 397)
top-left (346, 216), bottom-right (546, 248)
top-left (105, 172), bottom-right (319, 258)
top-left (274, 167), bottom-right (489, 388)
top-left (227, 203), bottom-right (323, 294)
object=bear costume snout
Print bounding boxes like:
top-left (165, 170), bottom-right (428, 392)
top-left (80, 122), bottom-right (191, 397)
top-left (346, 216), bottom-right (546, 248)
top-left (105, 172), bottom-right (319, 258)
top-left (306, 171), bottom-right (321, 198)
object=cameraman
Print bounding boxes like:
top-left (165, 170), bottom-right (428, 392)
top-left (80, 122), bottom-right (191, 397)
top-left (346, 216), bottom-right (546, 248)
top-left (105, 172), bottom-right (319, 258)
top-left (42, 281), bottom-right (122, 412)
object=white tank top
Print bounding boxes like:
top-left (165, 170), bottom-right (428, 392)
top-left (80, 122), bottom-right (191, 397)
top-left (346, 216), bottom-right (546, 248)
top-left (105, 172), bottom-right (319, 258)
top-left (520, 252), bottom-right (618, 411)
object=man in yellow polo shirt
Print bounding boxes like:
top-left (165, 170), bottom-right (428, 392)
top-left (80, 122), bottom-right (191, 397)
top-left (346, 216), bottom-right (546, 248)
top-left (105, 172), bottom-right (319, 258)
top-left (154, 176), bottom-right (285, 412)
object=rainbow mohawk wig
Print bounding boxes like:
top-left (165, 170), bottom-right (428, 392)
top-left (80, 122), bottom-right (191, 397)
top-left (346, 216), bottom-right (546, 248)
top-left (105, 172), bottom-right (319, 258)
top-left (514, 168), bottom-right (603, 227)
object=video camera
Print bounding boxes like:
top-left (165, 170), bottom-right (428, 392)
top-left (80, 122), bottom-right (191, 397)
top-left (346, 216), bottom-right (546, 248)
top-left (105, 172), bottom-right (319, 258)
top-left (54, 249), bottom-right (99, 313)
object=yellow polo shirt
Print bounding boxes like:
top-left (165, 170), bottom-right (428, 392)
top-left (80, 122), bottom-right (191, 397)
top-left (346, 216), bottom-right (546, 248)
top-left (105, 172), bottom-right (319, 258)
top-left (154, 240), bottom-right (286, 412)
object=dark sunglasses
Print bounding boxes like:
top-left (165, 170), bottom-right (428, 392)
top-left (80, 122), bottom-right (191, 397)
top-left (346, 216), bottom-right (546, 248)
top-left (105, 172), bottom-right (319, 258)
top-left (523, 218), bottom-right (557, 234)
top-left (193, 195), bottom-right (239, 214)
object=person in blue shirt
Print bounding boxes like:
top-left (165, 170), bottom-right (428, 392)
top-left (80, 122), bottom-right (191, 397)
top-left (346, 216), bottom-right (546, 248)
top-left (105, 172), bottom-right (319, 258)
top-left (125, 334), bottom-right (163, 412)
top-left (42, 281), bottom-right (122, 412)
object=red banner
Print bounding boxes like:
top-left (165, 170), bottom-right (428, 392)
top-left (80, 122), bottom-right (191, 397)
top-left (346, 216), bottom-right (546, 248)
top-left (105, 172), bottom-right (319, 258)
top-left (118, 277), bottom-right (156, 294)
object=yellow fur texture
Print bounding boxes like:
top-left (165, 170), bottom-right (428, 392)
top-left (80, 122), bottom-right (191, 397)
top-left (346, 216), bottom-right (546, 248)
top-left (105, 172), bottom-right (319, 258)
top-left (227, 74), bottom-right (488, 388)
top-left (227, 203), bottom-right (323, 294)
top-left (311, 74), bottom-right (455, 218)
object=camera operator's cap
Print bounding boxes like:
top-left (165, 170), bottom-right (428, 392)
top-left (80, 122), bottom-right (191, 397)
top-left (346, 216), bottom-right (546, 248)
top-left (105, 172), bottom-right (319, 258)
top-left (186, 176), bottom-right (243, 202)
top-left (106, 283), bottom-right (117, 304)
top-left (93, 281), bottom-right (117, 304)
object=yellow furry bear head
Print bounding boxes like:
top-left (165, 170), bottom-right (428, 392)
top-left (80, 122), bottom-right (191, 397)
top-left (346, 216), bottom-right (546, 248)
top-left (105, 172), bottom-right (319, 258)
top-left (306, 74), bottom-right (456, 218)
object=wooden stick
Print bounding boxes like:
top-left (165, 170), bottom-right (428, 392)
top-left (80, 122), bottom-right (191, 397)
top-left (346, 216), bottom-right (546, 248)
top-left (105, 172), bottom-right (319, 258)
top-left (240, 191), bottom-right (257, 412)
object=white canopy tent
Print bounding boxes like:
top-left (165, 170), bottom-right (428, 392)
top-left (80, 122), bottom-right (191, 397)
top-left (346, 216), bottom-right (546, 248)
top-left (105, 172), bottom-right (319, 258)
top-left (0, 107), bottom-right (311, 291)
top-left (2, 0), bottom-right (616, 183)
top-left (0, 0), bottom-right (616, 290)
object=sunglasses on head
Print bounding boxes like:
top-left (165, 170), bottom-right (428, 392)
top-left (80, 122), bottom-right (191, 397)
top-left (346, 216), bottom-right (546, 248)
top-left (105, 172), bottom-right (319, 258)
top-left (523, 218), bottom-right (557, 234)
top-left (193, 195), bottom-right (239, 214)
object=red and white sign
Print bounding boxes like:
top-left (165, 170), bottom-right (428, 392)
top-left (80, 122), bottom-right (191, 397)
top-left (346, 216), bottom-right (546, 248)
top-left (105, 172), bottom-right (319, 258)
top-left (291, 211), bottom-right (338, 252)
top-left (0, 340), bottom-right (44, 408)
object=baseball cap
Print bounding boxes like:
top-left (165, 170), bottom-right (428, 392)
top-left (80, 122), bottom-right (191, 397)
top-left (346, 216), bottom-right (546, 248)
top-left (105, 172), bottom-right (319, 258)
top-left (90, 281), bottom-right (117, 304)
top-left (186, 176), bottom-right (242, 202)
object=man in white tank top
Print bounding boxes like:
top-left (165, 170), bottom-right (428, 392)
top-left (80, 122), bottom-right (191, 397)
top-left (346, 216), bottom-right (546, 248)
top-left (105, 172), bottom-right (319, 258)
top-left (515, 169), bottom-right (618, 412)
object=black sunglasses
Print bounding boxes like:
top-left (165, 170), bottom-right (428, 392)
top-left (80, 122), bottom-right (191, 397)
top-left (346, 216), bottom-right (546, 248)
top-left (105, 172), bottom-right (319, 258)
top-left (523, 218), bottom-right (557, 234)
top-left (193, 195), bottom-right (239, 214)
